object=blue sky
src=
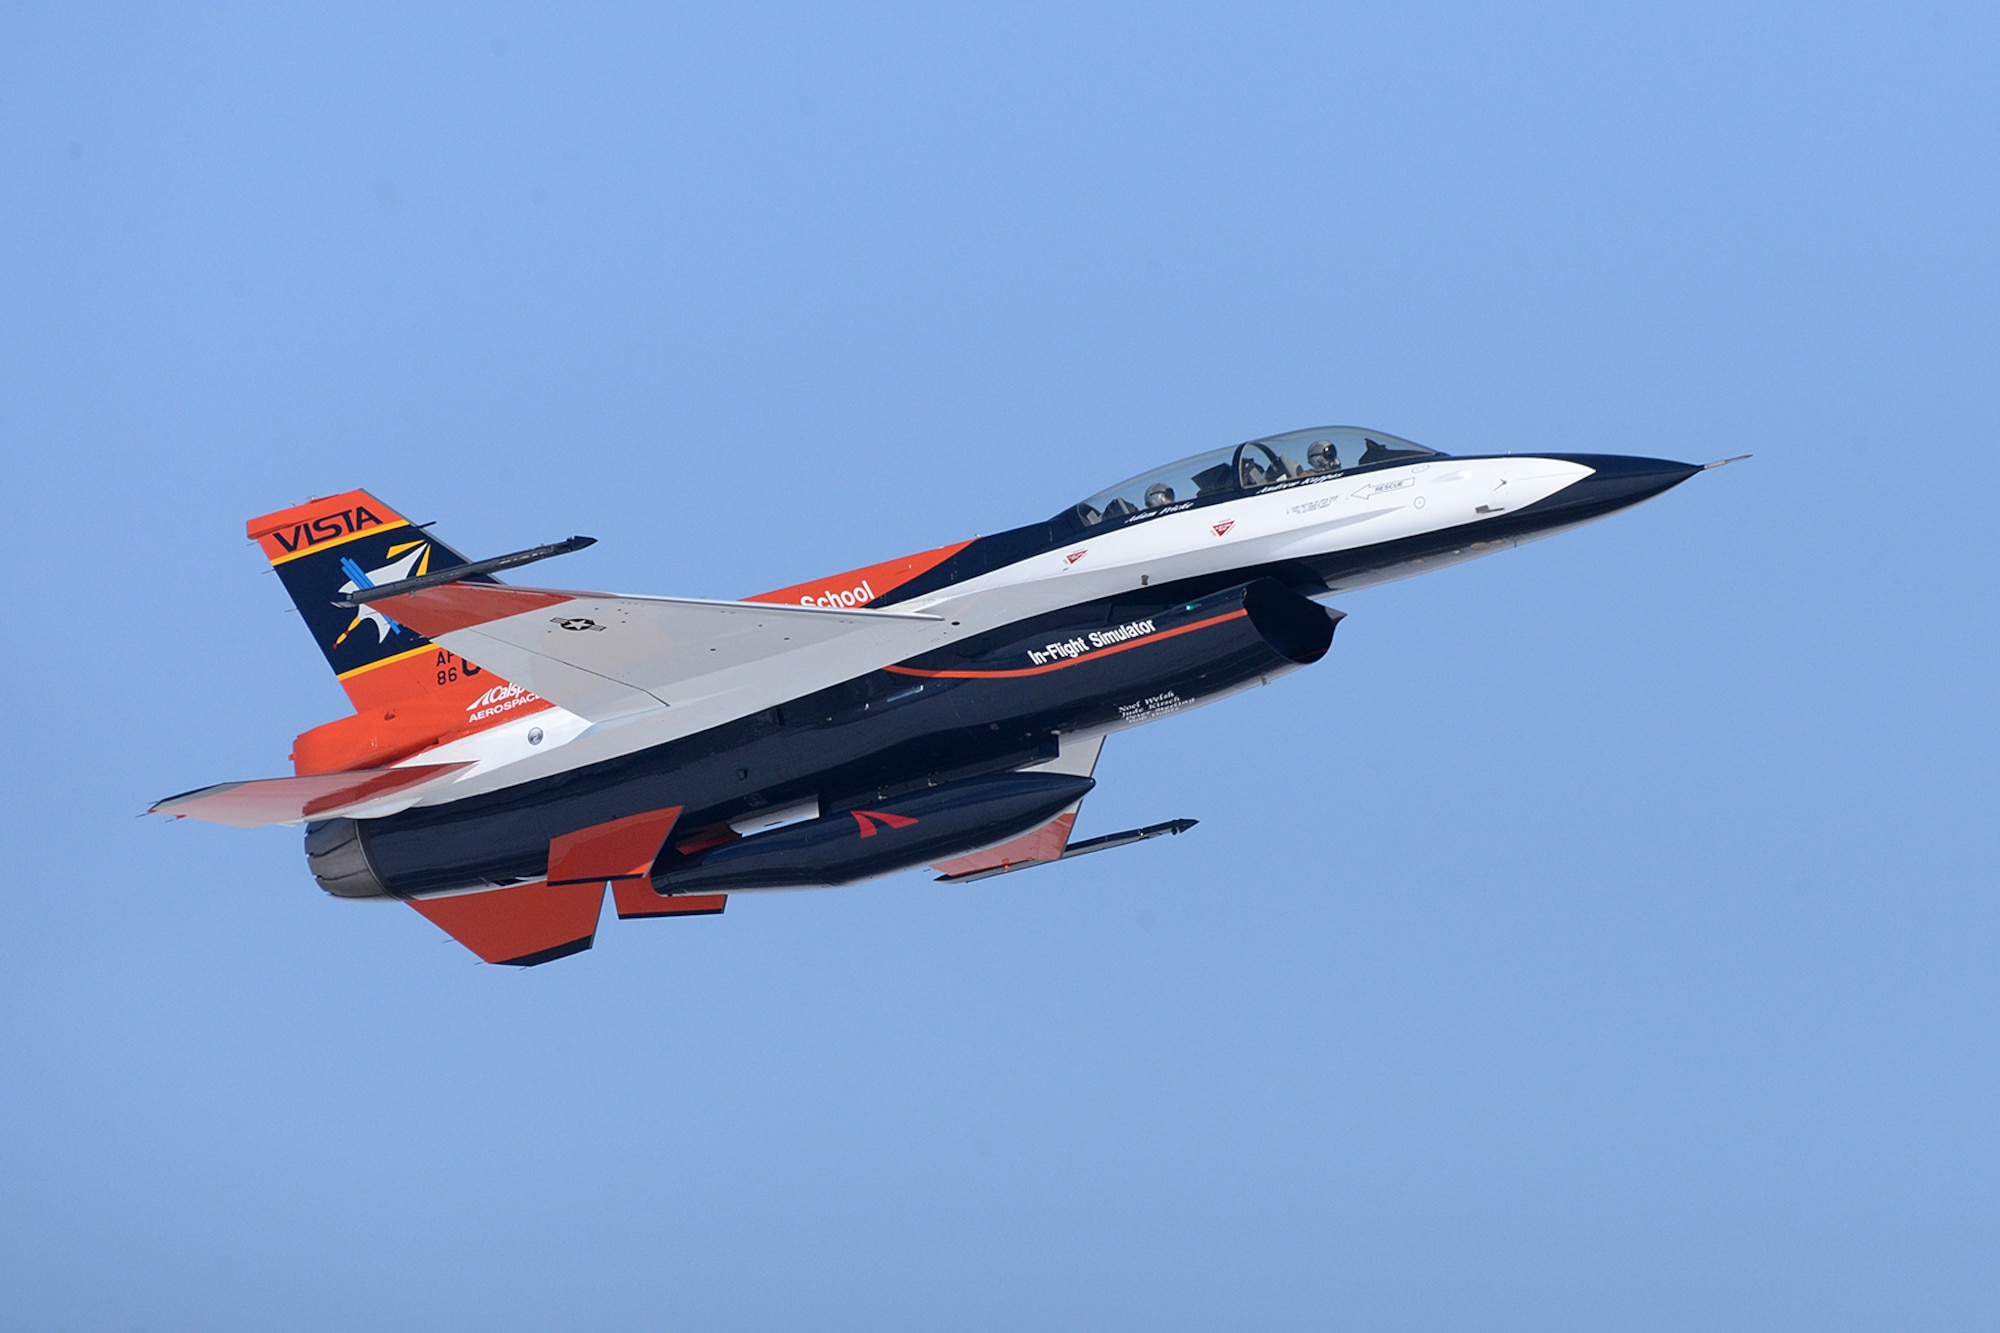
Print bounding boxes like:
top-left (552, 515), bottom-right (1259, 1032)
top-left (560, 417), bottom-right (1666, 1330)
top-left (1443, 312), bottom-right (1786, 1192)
top-left (4, 4), bottom-right (1997, 1328)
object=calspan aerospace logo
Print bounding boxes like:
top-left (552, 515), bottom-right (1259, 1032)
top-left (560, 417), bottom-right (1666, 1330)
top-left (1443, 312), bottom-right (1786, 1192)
top-left (465, 681), bottom-right (539, 723)
top-left (332, 540), bottom-right (432, 648)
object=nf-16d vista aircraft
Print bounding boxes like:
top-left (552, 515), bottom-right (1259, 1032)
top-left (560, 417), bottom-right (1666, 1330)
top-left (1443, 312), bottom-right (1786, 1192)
top-left (155, 426), bottom-right (1733, 965)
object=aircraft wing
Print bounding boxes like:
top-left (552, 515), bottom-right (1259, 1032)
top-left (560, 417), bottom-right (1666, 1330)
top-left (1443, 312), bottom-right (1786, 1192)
top-left (371, 582), bottom-right (954, 724)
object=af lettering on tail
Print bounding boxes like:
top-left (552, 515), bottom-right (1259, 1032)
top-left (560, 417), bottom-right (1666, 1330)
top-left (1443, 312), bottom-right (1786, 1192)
top-left (246, 490), bottom-right (554, 774)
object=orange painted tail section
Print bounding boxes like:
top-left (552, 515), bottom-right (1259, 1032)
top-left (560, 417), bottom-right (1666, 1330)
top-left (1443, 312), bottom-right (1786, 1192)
top-left (245, 490), bottom-right (554, 774)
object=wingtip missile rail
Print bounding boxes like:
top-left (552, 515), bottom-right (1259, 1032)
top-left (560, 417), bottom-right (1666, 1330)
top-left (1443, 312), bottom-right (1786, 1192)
top-left (336, 535), bottom-right (597, 606)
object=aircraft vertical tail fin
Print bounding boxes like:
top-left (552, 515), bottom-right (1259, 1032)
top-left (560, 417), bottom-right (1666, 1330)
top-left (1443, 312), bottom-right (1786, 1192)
top-left (247, 491), bottom-right (552, 773)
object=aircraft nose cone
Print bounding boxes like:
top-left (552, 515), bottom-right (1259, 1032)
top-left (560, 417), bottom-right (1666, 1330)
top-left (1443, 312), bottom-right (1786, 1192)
top-left (1533, 454), bottom-right (1703, 522)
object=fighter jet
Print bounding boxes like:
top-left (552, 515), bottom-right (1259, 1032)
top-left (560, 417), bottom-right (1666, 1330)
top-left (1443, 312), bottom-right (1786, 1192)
top-left (153, 426), bottom-right (1732, 965)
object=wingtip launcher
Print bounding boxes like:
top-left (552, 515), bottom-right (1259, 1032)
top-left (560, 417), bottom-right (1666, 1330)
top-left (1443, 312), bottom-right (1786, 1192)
top-left (336, 535), bottom-right (597, 606)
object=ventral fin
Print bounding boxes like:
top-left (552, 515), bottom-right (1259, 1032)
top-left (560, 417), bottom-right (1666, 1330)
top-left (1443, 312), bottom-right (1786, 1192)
top-left (408, 880), bottom-right (604, 966)
top-left (612, 886), bottom-right (727, 919)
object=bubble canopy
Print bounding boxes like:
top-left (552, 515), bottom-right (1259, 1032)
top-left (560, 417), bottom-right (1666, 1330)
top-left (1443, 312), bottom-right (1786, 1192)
top-left (1067, 427), bottom-right (1442, 527)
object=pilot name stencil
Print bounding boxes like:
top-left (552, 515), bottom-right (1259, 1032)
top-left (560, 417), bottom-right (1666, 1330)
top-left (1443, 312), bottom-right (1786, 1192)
top-left (1118, 690), bottom-right (1185, 723)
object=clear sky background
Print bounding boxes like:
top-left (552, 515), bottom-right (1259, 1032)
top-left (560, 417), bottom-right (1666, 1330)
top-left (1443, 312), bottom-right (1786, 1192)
top-left (4, 4), bottom-right (1997, 1329)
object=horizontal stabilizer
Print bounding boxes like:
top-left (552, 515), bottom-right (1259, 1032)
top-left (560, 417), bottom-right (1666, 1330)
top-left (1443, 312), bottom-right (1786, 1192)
top-left (370, 581), bottom-right (955, 724)
top-left (409, 880), bottom-right (604, 966)
top-left (149, 763), bottom-right (471, 828)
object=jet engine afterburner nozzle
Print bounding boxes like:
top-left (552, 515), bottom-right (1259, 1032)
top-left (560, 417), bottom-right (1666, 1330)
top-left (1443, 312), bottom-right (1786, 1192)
top-left (304, 817), bottom-right (392, 899)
